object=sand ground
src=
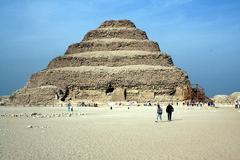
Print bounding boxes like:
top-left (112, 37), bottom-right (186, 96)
top-left (0, 105), bottom-right (240, 160)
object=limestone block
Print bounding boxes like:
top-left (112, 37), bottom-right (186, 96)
top-left (140, 91), bottom-right (155, 100)
top-left (111, 88), bottom-right (126, 101)
top-left (175, 85), bottom-right (191, 101)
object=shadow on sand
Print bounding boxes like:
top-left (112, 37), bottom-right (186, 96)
top-left (155, 119), bottom-right (183, 123)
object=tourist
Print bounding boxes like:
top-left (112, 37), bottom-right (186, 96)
top-left (67, 102), bottom-right (72, 112)
top-left (235, 100), bottom-right (239, 109)
top-left (166, 103), bottom-right (174, 121)
top-left (155, 104), bottom-right (163, 122)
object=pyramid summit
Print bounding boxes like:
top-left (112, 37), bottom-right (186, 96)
top-left (65, 20), bottom-right (159, 54)
top-left (98, 20), bottom-right (137, 28)
top-left (10, 20), bottom-right (193, 105)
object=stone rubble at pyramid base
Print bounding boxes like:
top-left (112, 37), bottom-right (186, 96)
top-left (10, 86), bottom-right (191, 106)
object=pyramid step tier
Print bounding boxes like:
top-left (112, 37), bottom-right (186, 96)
top-left (99, 20), bottom-right (136, 28)
top-left (83, 28), bottom-right (148, 41)
top-left (48, 51), bottom-right (173, 69)
top-left (27, 65), bottom-right (189, 91)
top-left (65, 39), bottom-right (160, 54)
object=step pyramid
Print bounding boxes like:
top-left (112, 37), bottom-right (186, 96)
top-left (10, 20), bottom-right (191, 105)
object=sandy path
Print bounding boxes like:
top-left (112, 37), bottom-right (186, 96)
top-left (0, 106), bottom-right (240, 160)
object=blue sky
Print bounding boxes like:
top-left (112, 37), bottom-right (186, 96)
top-left (0, 0), bottom-right (240, 96)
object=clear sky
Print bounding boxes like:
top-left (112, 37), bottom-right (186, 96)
top-left (0, 0), bottom-right (240, 97)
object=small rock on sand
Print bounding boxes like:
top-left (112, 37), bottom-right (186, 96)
top-left (31, 113), bottom-right (38, 116)
top-left (27, 125), bottom-right (33, 128)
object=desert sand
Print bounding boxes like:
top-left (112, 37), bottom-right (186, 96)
top-left (0, 105), bottom-right (240, 160)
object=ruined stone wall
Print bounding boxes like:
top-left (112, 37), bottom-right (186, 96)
top-left (10, 86), bottom-right (58, 105)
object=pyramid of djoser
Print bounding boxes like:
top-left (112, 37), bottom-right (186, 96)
top-left (10, 20), bottom-right (192, 105)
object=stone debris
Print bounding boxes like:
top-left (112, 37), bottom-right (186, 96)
top-left (0, 112), bottom-right (86, 119)
top-left (0, 96), bottom-right (10, 106)
top-left (27, 125), bottom-right (33, 128)
top-left (26, 125), bottom-right (48, 129)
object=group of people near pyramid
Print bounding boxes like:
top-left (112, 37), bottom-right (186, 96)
top-left (235, 100), bottom-right (240, 108)
top-left (156, 104), bottom-right (174, 122)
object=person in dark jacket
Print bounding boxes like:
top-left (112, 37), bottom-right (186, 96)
top-left (166, 104), bottom-right (174, 121)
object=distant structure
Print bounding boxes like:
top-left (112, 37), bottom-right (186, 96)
top-left (10, 20), bottom-right (205, 105)
top-left (212, 92), bottom-right (240, 105)
top-left (187, 84), bottom-right (206, 102)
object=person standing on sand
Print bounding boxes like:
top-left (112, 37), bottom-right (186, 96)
top-left (166, 104), bottom-right (174, 121)
top-left (67, 102), bottom-right (72, 112)
top-left (155, 104), bottom-right (163, 122)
